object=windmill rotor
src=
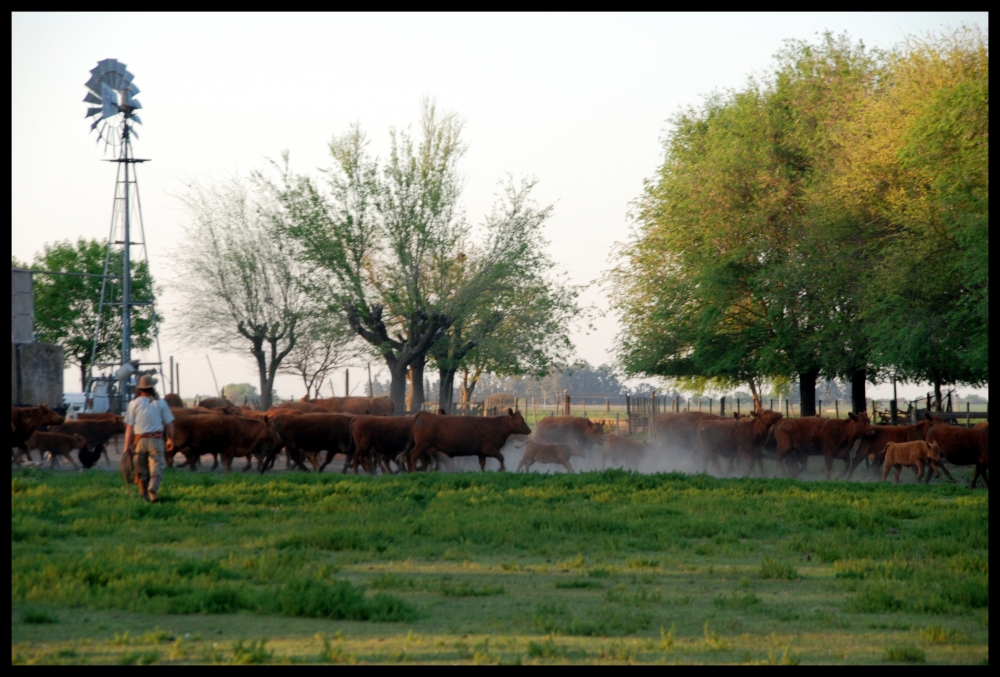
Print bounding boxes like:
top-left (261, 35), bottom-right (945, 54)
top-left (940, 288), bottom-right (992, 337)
top-left (83, 58), bottom-right (142, 152)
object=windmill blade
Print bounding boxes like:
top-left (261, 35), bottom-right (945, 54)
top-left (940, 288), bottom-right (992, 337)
top-left (92, 59), bottom-right (117, 76)
top-left (83, 91), bottom-right (102, 105)
top-left (131, 114), bottom-right (142, 125)
top-left (123, 91), bottom-right (142, 110)
top-left (101, 82), bottom-right (120, 119)
top-left (127, 82), bottom-right (140, 97)
top-left (130, 126), bottom-right (139, 140)
top-left (84, 74), bottom-right (103, 96)
top-left (90, 118), bottom-right (102, 132)
top-left (85, 106), bottom-right (102, 119)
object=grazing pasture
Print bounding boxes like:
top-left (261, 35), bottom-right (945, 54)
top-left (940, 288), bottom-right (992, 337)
top-left (11, 468), bottom-right (988, 664)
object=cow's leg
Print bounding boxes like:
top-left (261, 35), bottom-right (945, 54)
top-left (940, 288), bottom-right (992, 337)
top-left (100, 444), bottom-right (111, 466)
top-left (824, 452), bottom-right (834, 481)
top-left (483, 446), bottom-right (505, 471)
top-left (243, 454), bottom-right (253, 472)
top-left (210, 453), bottom-right (219, 471)
top-left (936, 461), bottom-right (956, 483)
top-left (893, 465), bottom-right (901, 484)
top-left (478, 455), bottom-right (487, 472)
top-left (562, 460), bottom-right (574, 474)
top-left (847, 449), bottom-right (868, 480)
top-left (67, 452), bottom-right (81, 470)
top-left (912, 460), bottom-right (923, 482)
top-left (516, 456), bottom-right (527, 472)
top-left (972, 466), bottom-right (988, 488)
top-left (224, 456), bottom-right (232, 473)
top-left (881, 460), bottom-right (891, 483)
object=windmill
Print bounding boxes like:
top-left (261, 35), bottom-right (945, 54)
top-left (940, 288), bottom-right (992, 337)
top-left (83, 59), bottom-right (165, 413)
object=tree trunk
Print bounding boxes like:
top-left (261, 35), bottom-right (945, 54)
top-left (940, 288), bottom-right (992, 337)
top-left (851, 368), bottom-right (867, 415)
top-left (438, 367), bottom-right (457, 414)
top-left (408, 357), bottom-right (426, 413)
top-left (799, 370), bottom-right (818, 417)
top-left (80, 363), bottom-right (88, 392)
top-left (460, 367), bottom-right (482, 403)
top-left (934, 379), bottom-right (943, 412)
top-left (747, 378), bottom-right (762, 411)
top-left (388, 360), bottom-right (408, 414)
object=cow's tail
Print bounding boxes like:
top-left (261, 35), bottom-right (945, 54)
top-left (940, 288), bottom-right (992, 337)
top-left (512, 438), bottom-right (530, 449)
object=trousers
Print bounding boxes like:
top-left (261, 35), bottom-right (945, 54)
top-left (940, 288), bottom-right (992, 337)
top-left (135, 436), bottom-right (164, 491)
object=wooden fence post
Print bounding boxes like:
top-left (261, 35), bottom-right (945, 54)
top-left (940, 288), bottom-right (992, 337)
top-left (616, 412), bottom-right (620, 435)
top-left (625, 395), bottom-right (632, 435)
top-left (818, 400), bottom-right (823, 418)
top-left (785, 399), bottom-right (790, 418)
top-left (720, 396), bottom-right (725, 417)
top-left (564, 390), bottom-right (570, 417)
top-left (966, 402), bottom-right (971, 428)
top-left (709, 397), bottom-right (713, 414)
top-left (890, 398), bottom-right (898, 426)
top-left (835, 399), bottom-right (839, 419)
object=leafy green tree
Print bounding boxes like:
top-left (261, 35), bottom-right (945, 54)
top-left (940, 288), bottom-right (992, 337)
top-left (14, 238), bottom-right (158, 390)
top-left (266, 102), bottom-right (565, 413)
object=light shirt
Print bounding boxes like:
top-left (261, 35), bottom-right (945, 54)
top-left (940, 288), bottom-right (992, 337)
top-left (124, 396), bottom-right (175, 434)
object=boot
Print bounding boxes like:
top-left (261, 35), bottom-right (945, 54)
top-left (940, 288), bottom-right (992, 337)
top-left (148, 488), bottom-right (160, 503)
top-left (137, 478), bottom-right (149, 501)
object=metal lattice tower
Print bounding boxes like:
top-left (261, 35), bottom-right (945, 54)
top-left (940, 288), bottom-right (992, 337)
top-left (84, 59), bottom-right (165, 410)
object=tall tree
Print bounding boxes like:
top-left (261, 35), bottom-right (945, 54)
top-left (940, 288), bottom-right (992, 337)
top-left (267, 102), bottom-right (560, 413)
top-left (175, 177), bottom-right (308, 410)
top-left (14, 238), bottom-right (158, 390)
top-left (836, 28), bottom-right (989, 407)
top-left (277, 312), bottom-right (361, 400)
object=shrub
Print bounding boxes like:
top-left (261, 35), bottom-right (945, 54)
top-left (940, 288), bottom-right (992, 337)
top-left (21, 609), bottom-right (58, 624)
top-left (885, 645), bottom-right (926, 663)
top-left (555, 578), bottom-right (603, 589)
top-left (759, 558), bottom-right (798, 580)
top-left (231, 639), bottom-right (272, 664)
top-left (713, 591), bottom-right (762, 610)
top-left (439, 580), bottom-right (504, 597)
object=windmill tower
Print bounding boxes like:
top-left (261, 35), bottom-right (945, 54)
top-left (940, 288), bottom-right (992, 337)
top-left (84, 59), bottom-right (164, 412)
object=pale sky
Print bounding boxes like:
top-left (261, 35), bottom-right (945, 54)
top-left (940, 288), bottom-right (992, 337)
top-left (11, 12), bottom-right (988, 401)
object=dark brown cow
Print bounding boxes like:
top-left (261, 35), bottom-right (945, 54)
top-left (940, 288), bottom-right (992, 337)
top-left (198, 397), bottom-right (234, 410)
top-left (652, 412), bottom-right (726, 458)
top-left (773, 412), bottom-right (874, 479)
top-left (848, 414), bottom-right (944, 479)
top-left (266, 411), bottom-right (354, 472)
top-left (26, 431), bottom-right (87, 470)
top-left (164, 393), bottom-right (184, 408)
top-left (926, 425), bottom-right (989, 488)
top-left (169, 414), bottom-right (281, 473)
top-left (405, 409), bottom-right (531, 472)
top-left (973, 421), bottom-right (988, 431)
top-left (12, 405), bottom-right (65, 461)
top-left (601, 435), bottom-right (648, 470)
top-left (272, 401), bottom-right (335, 414)
top-left (697, 409), bottom-right (783, 476)
top-left (46, 417), bottom-right (125, 467)
top-left (515, 440), bottom-right (583, 473)
top-left (301, 396), bottom-right (395, 416)
top-left (533, 416), bottom-right (605, 454)
top-left (348, 415), bottom-right (415, 474)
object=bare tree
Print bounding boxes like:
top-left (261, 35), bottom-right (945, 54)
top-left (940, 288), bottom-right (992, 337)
top-left (174, 177), bottom-right (306, 410)
top-left (278, 314), bottom-right (362, 400)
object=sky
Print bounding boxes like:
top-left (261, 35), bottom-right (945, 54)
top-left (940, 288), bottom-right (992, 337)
top-left (11, 12), bottom-right (989, 401)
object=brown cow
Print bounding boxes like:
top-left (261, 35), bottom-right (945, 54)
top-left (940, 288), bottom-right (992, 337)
top-left (926, 424), bottom-right (989, 488)
top-left (697, 409), bottom-right (783, 476)
top-left (12, 405), bottom-right (65, 461)
top-left (164, 393), bottom-right (184, 408)
top-left (348, 415), bottom-right (415, 474)
top-left (878, 440), bottom-right (943, 484)
top-left (404, 409), bottom-right (531, 472)
top-left (772, 412), bottom-right (874, 479)
top-left (848, 414), bottom-right (944, 479)
top-left (652, 412), bottom-right (726, 459)
top-left (515, 440), bottom-right (584, 473)
top-left (973, 421), bottom-right (988, 431)
top-left (272, 401), bottom-right (332, 414)
top-left (169, 414), bottom-right (281, 473)
top-left (266, 411), bottom-right (354, 472)
top-left (300, 396), bottom-right (395, 416)
top-left (533, 416), bottom-right (605, 454)
top-left (601, 435), bottom-right (648, 470)
top-left (26, 431), bottom-right (87, 470)
top-left (46, 417), bottom-right (125, 467)
top-left (198, 397), bottom-right (234, 410)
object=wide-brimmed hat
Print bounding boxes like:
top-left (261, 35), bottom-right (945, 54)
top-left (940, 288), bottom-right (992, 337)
top-left (137, 374), bottom-right (159, 390)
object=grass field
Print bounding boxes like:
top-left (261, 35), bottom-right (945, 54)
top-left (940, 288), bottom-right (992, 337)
top-left (11, 467), bottom-right (988, 664)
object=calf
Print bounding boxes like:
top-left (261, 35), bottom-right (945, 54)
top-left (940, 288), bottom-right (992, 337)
top-left (697, 409), bottom-right (783, 476)
top-left (926, 425), bottom-right (989, 488)
top-left (12, 404), bottom-right (65, 461)
top-left (404, 409), bottom-right (531, 472)
top-left (602, 435), bottom-right (648, 470)
top-left (26, 431), bottom-right (87, 470)
top-left (848, 414), bottom-right (944, 479)
top-left (878, 441), bottom-right (943, 484)
top-left (515, 440), bottom-right (583, 473)
top-left (46, 417), bottom-right (125, 467)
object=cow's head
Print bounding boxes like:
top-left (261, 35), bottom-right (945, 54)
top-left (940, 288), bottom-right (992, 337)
top-left (507, 408), bottom-right (531, 436)
top-left (583, 418), bottom-right (606, 446)
top-left (847, 411), bottom-right (875, 436)
top-left (928, 441), bottom-right (942, 462)
top-left (750, 409), bottom-right (783, 432)
top-left (37, 404), bottom-right (66, 427)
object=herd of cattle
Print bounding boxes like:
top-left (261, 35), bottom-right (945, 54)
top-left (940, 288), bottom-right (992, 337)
top-left (10, 395), bottom-right (990, 488)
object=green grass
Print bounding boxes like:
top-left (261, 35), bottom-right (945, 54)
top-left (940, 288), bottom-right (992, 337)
top-left (11, 467), bottom-right (988, 664)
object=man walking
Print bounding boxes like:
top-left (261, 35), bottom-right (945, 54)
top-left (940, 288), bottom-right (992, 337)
top-left (123, 374), bottom-right (175, 502)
